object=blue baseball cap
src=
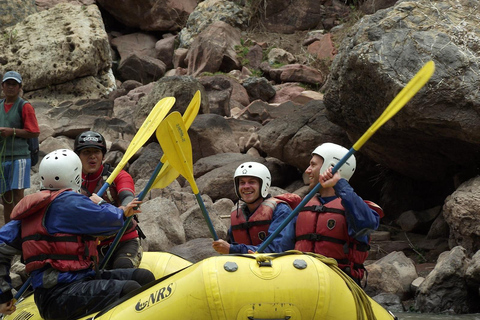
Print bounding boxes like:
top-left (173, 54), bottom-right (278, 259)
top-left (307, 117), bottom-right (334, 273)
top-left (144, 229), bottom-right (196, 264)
top-left (2, 71), bottom-right (22, 84)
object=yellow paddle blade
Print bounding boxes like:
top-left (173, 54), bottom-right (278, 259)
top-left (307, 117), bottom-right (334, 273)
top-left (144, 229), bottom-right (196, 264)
top-left (105, 96), bottom-right (176, 185)
top-left (156, 112), bottom-right (199, 194)
top-left (183, 90), bottom-right (201, 129)
top-left (352, 60), bottom-right (435, 151)
top-left (151, 159), bottom-right (180, 189)
top-left (159, 90), bottom-right (201, 164)
top-left (155, 91), bottom-right (201, 188)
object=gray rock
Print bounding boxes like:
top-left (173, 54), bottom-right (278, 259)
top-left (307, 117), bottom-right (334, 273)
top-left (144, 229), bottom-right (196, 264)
top-left (415, 246), bottom-right (472, 313)
top-left (323, 0), bottom-right (480, 183)
top-left (1, 4), bottom-right (113, 93)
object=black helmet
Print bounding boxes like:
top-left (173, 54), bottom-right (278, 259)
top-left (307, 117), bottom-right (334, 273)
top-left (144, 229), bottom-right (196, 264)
top-left (74, 131), bottom-right (107, 155)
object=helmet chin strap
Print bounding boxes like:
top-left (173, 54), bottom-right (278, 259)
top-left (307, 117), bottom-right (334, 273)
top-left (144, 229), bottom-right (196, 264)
top-left (240, 196), bottom-right (264, 214)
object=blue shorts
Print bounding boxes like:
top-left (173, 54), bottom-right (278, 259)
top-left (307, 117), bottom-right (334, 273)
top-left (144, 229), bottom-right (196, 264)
top-left (0, 158), bottom-right (31, 194)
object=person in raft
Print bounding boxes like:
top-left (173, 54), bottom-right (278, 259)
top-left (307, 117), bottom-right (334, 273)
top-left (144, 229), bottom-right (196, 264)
top-left (0, 149), bottom-right (154, 320)
top-left (295, 143), bottom-right (384, 284)
top-left (212, 162), bottom-right (299, 254)
top-left (74, 130), bottom-right (143, 269)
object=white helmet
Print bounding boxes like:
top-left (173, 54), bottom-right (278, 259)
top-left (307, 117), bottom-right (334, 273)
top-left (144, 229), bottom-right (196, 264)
top-left (39, 149), bottom-right (82, 192)
top-left (234, 162), bottom-right (271, 199)
top-left (312, 143), bottom-right (356, 181)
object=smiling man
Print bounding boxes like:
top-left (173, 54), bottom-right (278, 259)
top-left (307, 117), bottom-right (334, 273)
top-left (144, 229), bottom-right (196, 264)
top-left (74, 131), bottom-right (142, 269)
top-left (0, 71), bottom-right (40, 224)
top-left (295, 143), bottom-right (383, 284)
top-left (212, 162), bottom-right (298, 254)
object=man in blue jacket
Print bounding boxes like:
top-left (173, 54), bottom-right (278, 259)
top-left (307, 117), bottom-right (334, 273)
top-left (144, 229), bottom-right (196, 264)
top-left (295, 143), bottom-right (382, 284)
top-left (212, 162), bottom-right (298, 254)
top-left (0, 149), bottom-right (154, 319)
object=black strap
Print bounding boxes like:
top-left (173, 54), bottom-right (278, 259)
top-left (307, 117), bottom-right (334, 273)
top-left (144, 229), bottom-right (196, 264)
top-left (22, 234), bottom-right (79, 242)
top-left (101, 163), bottom-right (114, 177)
top-left (25, 254), bottom-right (81, 264)
top-left (231, 219), bottom-right (271, 230)
top-left (133, 215), bottom-right (146, 239)
top-left (301, 205), bottom-right (345, 215)
top-left (295, 233), bottom-right (370, 252)
top-left (353, 242), bottom-right (370, 252)
top-left (295, 233), bottom-right (346, 245)
top-left (335, 259), bottom-right (367, 270)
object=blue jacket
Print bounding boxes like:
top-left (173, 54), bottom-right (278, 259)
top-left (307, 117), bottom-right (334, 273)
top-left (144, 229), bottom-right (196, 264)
top-left (229, 202), bottom-right (296, 254)
top-left (0, 191), bottom-right (126, 304)
top-left (330, 179), bottom-right (380, 243)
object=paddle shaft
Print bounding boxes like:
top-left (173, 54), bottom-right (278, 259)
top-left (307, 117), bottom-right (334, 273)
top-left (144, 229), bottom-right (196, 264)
top-left (195, 193), bottom-right (219, 240)
top-left (13, 277), bottom-right (31, 303)
top-left (99, 161), bottom-right (165, 270)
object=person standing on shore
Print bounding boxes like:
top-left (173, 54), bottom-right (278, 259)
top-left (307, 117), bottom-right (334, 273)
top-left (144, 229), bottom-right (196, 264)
top-left (0, 71), bottom-right (40, 224)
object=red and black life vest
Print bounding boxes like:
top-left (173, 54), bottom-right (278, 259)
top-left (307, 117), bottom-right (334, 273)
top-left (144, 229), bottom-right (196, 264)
top-left (11, 189), bottom-right (98, 274)
top-left (81, 165), bottom-right (138, 245)
top-left (295, 196), bottom-right (376, 281)
top-left (81, 164), bottom-right (120, 206)
top-left (231, 193), bottom-right (301, 245)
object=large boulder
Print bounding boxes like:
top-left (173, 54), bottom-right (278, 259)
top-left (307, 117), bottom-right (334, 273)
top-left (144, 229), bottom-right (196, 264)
top-left (0, 0), bottom-right (36, 28)
top-left (365, 251), bottom-right (418, 300)
top-left (135, 76), bottom-right (208, 129)
top-left (96, 0), bottom-right (197, 32)
top-left (0, 3), bottom-right (113, 94)
top-left (443, 176), bottom-right (480, 256)
top-left (188, 114), bottom-right (240, 163)
top-left (178, 0), bottom-right (248, 48)
top-left (186, 21), bottom-right (242, 77)
top-left (323, 0), bottom-right (480, 183)
top-left (257, 100), bottom-right (350, 171)
top-left (415, 246), bottom-right (474, 314)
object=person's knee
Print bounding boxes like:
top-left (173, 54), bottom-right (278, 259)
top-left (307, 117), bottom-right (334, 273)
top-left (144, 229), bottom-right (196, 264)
top-left (120, 280), bottom-right (141, 296)
top-left (132, 268), bottom-right (155, 285)
top-left (113, 257), bottom-right (134, 269)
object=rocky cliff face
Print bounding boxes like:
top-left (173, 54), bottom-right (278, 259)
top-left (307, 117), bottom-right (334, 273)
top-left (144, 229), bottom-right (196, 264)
top-left (2, 0), bottom-right (480, 314)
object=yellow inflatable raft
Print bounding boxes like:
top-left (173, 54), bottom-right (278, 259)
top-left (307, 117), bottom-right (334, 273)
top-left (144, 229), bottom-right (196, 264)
top-left (7, 251), bottom-right (397, 320)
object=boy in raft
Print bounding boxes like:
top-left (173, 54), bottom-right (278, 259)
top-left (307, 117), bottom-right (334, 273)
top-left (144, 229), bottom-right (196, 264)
top-left (295, 143), bottom-right (383, 284)
top-left (212, 162), bottom-right (298, 254)
top-left (0, 149), bottom-right (155, 319)
top-left (74, 130), bottom-right (142, 269)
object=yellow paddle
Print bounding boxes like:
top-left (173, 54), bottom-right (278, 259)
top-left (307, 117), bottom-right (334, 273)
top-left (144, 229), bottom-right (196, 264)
top-left (97, 96), bottom-right (176, 196)
top-left (157, 111), bottom-right (219, 240)
top-left (151, 90), bottom-right (201, 189)
top-left (256, 60), bottom-right (436, 253)
top-left (99, 92), bottom-right (201, 269)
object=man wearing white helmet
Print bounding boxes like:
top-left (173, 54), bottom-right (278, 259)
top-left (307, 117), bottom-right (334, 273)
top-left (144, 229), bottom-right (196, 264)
top-left (0, 149), bottom-right (155, 319)
top-left (295, 143), bottom-right (383, 284)
top-left (212, 162), bottom-right (299, 254)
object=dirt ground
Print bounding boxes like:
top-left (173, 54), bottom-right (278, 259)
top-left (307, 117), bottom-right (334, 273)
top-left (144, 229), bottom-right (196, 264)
top-left (243, 30), bottom-right (310, 58)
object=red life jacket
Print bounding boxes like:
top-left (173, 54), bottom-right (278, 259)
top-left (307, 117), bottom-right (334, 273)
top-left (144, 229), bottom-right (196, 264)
top-left (294, 196), bottom-right (374, 281)
top-left (81, 165), bottom-right (138, 245)
top-left (11, 190), bottom-right (99, 274)
top-left (230, 193), bottom-right (301, 245)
